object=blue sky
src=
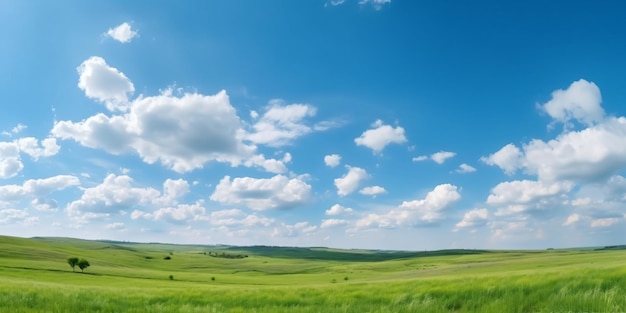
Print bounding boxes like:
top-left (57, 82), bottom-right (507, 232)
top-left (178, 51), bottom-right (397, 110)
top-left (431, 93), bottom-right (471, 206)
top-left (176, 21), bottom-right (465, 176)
top-left (1, 0), bottom-right (626, 250)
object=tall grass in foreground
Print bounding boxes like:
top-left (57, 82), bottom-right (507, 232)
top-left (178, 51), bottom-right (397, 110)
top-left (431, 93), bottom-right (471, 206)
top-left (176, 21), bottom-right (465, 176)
top-left (1, 268), bottom-right (625, 313)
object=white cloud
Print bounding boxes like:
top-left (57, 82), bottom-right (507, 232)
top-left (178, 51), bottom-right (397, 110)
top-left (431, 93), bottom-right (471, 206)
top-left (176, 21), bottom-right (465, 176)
top-left (590, 217), bottom-right (621, 228)
top-left (0, 138), bottom-right (60, 178)
top-left (324, 154), bottom-right (341, 167)
top-left (356, 184), bottom-right (461, 229)
top-left (2, 124), bottom-right (27, 137)
top-left (359, 185), bottom-right (387, 196)
top-left (207, 209), bottom-right (274, 228)
top-left (321, 218), bottom-right (348, 229)
top-left (243, 153), bottom-right (291, 174)
top-left (489, 220), bottom-right (541, 242)
top-left (325, 204), bottom-right (354, 216)
top-left (105, 222), bottom-right (126, 230)
top-left (355, 120), bottom-right (407, 153)
top-left (481, 143), bottom-right (522, 175)
top-left (0, 209), bottom-right (29, 224)
top-left (247, 101), bottom-right (317, 147)
top-left (334, 166), bottom-right (368, 196)
top-left (271, 221), bottom-right (317, 238)
top-left (541, 79), bottom-right (604, 127)
top-left (431, 151), bottom-right (456, 164)
top-left (520, 117), bottom-right (626, 182)
top-left (413, 152), bottom-right (457, 165)
top-left (155, 179), bottom-right (190, 206)
top-left (77, 56), bottom-right (135, 111)
top-left (412, 155), bottom-right (427, 162)
top-left (133, 201), bottom-right (206, 223)
top-left (359, 0), bottom-right (392, 10)
top-left (563, 213), bottom-right (580, 226)
top-left (484, 81), bottom-right (626, 183)
top-left (485, 118), bottom-right (626, 182)
top-left (210, 175), bottom-right (312, 211)
top-left (454, 208), bottom-right (489, 231)
top-left (53, 89), bottom-right (261, 173)
top-left (326, 0), bottom-right (345, 6)
top-left (60, 60), bottom-right (319, 175)
top-left (455, 163), bottom-right (476, 174)
top-left (31, 198), bottom-right (58, 211)
top-left (16, 137), bottom-right (60, 160)
top-left (0, 175), bottom-right (80, 202)
top-left (486, 180), bottom-right (572, 206)
top-left (66, 174), bottom-right (160, 218)
top-left (0, 142), bottom-right (22, 179)
top-left (105, 22), bottom-right (138, 43)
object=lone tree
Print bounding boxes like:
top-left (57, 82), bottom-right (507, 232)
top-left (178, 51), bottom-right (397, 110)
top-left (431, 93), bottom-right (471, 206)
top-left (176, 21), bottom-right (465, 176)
top-left (77, 259), bottom-right (90, 273)
top-left (67, 257), bottom-right (79, 272)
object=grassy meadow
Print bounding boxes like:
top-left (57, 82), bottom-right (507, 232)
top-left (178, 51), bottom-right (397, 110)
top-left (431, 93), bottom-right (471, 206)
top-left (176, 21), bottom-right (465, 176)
top-left (1, 235), bottom-right (625, 312)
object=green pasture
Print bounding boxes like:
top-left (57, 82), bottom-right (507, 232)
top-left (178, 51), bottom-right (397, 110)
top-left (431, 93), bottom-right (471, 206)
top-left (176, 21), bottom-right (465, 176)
top-left (0, 235), bottom-right (625, 312)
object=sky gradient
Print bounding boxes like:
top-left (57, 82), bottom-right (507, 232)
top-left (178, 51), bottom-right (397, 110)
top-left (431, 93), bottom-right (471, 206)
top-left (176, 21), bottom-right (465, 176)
top-left (1, 0), bottom-right (626, 250)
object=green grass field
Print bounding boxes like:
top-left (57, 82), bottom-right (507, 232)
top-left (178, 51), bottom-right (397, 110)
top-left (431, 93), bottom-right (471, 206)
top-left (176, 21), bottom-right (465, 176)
top-left (1, 235), bottom-right (625, 312)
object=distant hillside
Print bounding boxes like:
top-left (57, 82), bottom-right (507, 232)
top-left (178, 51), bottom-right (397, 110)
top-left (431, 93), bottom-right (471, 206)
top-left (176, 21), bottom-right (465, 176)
top-left (225, 246), bottom-right (489, 261)
top-left (4, 235), bottom-right (492, 262)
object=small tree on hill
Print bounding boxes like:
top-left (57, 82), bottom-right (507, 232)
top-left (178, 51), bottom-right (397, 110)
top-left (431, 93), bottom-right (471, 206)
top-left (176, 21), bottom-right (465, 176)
top-left (77, 258), bottom-right (90, 273)
top-left (67, 257), bottom-right (79, 272)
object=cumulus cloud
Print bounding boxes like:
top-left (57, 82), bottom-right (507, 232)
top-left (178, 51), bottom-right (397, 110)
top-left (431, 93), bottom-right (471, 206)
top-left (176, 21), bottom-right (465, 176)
top-left (153, 178), bottom-right (190, 207)
top-left (359, 186), bottom-right (387, 196)
top-left (485, 117), bottom-right (626, 182)
top-left (455, 163), bottom-right (476, 174)
top-left (324, 154), bottom-right (341, 167)
top-left (412, 155), bottom-right (428, 162)
top-left (243, 153), bottom-right (291, 174)
top-left (454, 208), bottom-right (489, 231)
top-left (0, 209), bottom-right (29, 224)
top-left (16, 137), bottom-right (60, 160)
top-left (0, 137), bottom-right (60, 178)
top-left (0, 142), bottom-right (23, 179)
top-left (334, 166), bottom-right (368, 196)
top-left (210, 175), bottom-right (312, 211)
top-left (325, 204), bottom-right (354, 216)
top-left (355, 120), bottom-right (407, 153)
top-left (206, 209), bottom-right (274, 228)
top-left (355, 184), bottom-right (461, 229)
top-left (60, 58), bottom-right (322, 175)
top-left (486, 180), bottom-right (572, 206)
top-left (431, 151), bottom-right (456, 164)
top-left (541, 79), bottom-right (604, 127)
top-left (271, 221), bottom-right (317, 238)
top-left (590, 217), bottom-right (621, 228)
top-left (53, 89), bottom-right (262, 173)
top-left (66, 174), bottom-right (160, 218)
top-left (481, 144), bottom-right (522, 175)
top-left (247, 101), bottom-right (317, 147)
top-left (321, 218), bottom-right (348, 228)
top-left (0, 175), bottom-right (80, 203)
top-left (484, 80), bottom-right (626, 184)
top-left (31, 198), bottom-right (59, 211)
top-left (413, 151), bottom-right (457, 164)
top-left (521, 118), bottom-right (626, 182)
top-left (563, 213), bottom-right (580, 226)
top-left (77, 57), bottom-right (135, 111)
top-left (132, 201), bottom-right (206, 224)
top-left (1, 124), bottom-right (27, 137)
top-left (105, 22), bottom-right (138, 43)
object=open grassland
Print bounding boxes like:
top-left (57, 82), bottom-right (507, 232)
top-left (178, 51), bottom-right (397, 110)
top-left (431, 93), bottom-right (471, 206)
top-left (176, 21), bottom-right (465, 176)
top-left (1, 236), bottom-right (625, 312)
